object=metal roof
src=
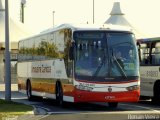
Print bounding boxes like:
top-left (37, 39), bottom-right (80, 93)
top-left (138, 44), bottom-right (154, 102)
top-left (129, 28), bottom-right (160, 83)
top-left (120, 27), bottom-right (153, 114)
top-left (0, 0), bottom-right (32, 43)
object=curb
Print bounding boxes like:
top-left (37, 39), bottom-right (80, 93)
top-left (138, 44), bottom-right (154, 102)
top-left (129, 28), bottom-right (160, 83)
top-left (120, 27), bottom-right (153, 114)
top-left (33, 106), bottom-right (49, 115)
top-left (16, 106), bottom-right (49, 120)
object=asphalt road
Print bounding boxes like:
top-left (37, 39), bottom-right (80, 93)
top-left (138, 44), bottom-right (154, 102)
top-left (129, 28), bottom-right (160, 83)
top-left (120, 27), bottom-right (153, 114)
top-left (1, 90), bottom-right (160, 120)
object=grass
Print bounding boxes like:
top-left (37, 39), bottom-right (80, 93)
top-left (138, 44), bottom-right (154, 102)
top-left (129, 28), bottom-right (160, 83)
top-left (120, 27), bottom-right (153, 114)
top-left (0, 99), bottom-right (33, 120)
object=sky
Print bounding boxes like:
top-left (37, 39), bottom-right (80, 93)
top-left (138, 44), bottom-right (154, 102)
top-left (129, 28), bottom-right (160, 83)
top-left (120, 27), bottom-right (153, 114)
top-left (5, 0), bottom-right (160, 37)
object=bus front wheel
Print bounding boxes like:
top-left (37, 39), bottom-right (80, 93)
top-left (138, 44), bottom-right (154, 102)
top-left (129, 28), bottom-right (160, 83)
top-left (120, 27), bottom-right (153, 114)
top-left (56, 82), bottom-right (64, 106)
top-left (152, 81), bottom-right (160, 103)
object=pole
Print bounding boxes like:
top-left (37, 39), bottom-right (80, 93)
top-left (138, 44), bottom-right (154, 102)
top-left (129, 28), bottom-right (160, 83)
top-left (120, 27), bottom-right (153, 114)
top-left (20, 0), bottom-right (26, 23)
top-left (5, 0), bottom-right (11, 101)
top-left (53, 11), bottom-right (55, 27)
top-left (21, 3), bottom-right (24, 23)
top-left (93, 0), bottom-right (94, 24)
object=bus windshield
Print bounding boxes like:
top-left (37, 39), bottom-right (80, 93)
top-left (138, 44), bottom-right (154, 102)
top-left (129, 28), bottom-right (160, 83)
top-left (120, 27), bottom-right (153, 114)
top-left (73, 31), bottom-right (139, 82)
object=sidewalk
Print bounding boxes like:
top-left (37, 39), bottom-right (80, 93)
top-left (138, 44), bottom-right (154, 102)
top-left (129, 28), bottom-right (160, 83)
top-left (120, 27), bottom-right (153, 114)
top-left (0, 84), bottom-right (18, 91)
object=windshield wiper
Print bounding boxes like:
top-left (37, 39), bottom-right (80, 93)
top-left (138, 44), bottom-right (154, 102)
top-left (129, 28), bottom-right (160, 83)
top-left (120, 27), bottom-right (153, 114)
top-left (93, 55), bottom-right (106, 76)
top-left (111, 49), bottom-right (127, 79)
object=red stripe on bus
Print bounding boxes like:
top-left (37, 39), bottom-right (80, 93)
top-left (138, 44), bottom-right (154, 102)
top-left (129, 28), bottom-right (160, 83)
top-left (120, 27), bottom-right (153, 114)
top-left (74, 89), bottom-right (140, 102)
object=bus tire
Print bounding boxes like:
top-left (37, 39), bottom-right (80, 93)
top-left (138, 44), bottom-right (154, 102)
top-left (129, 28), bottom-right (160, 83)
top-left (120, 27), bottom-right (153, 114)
top-left (56, 82), bottom-right (64, 106)
top-left (26, 80), bottom-right (34, 101)
top-left (152, 81), bottom-right (160, 104)
top-left (108, 102), bottom-right (118, 108)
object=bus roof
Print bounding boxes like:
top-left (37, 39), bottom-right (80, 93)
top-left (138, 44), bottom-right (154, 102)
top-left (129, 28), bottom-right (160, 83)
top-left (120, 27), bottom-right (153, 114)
top-left (41, 23), bottom-right (133, 33)
top-left (20, 23), bottom-right (133, 42)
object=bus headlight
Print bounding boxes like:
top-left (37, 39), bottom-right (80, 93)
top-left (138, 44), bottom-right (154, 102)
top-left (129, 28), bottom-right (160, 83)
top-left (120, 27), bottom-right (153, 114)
top-left (75, 85), bottom-right (93, 91)
top-left (126, 85), bottom-right (139, 91)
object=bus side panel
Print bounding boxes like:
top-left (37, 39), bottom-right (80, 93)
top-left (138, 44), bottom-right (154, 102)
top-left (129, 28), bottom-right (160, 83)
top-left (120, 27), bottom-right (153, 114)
top-left (62, 84), bottom-right (75, 96)
top-left (30, 78), bottom-right (56, 97)
top-left (140, 66), bottom-right (160, 97)
top-left (17, 62), bottom-right (31, 92)
top-left (18, 59), bottom-right (74, 99)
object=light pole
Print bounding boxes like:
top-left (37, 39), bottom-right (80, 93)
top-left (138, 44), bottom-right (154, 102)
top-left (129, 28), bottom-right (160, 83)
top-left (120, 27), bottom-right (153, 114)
top-left (93, 0), bottom-right (94, 24)
top-left (53, 11), bottom-right (55, 27)
top-left (5, 0), bottom-right (11, 101)
top-left (20, 0), bottom-right (26, 23)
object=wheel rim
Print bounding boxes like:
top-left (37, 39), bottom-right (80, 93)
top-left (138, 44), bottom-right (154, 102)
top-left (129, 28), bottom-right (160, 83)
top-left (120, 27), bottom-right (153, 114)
top-left (27, 83), bottom-right (31, 98)
top-left (156, 84), bottom-right (160, 98)
top-left (56, 84), bottom-right (59, 99)
top-left (59, 86), bottom-right (63, 105)
top-left (56, 84), bottom-right (63, 105)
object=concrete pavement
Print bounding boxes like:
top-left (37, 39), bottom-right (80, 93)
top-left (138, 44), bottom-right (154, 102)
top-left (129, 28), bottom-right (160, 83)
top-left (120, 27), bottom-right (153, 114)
top-left (0, 84), bottom-right (18, 91)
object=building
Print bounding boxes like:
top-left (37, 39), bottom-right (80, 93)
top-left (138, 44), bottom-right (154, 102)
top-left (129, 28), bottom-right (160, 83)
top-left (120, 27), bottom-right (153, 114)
top-left (104, 2), bottom-right (150, 39)
top-left (0, 0), bottom-right (31, 83)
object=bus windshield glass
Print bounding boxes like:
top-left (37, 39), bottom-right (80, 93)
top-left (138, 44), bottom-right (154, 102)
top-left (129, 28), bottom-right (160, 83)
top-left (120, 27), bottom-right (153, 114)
top-left (73, 31), bottom-right (139, 82)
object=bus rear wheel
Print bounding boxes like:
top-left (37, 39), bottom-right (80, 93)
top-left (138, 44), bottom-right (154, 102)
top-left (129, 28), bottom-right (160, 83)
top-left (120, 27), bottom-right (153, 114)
top-left (26, 80), bottom-right (34, 101)
top-left (108, 102), bottom-right (118, 108)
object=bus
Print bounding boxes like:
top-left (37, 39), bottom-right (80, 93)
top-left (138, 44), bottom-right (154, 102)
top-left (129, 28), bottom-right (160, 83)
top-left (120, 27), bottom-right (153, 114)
top-left (17, 24), bottom-right (140, 107)
top-left (137, 37), bottom-right (160, 102)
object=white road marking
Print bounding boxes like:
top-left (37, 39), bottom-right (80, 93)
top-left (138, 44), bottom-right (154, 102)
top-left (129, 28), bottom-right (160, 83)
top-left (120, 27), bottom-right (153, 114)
top-left (46, 103), bottom-right (160, 115)
top-left (120, 103), bottom-right (160, 113)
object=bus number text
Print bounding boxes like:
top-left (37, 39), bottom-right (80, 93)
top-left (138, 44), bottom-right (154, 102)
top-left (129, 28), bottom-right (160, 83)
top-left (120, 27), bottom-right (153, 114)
top-left (146, 71), bottom-right (158, 77)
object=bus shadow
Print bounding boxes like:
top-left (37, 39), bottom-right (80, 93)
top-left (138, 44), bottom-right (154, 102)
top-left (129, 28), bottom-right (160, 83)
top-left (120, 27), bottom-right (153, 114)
top-left (138, 99), bottom-right (160, 107)
top-left (43, 98), bottom-right (160, 113)
top-left (43, 99), bottom-right (125, 112)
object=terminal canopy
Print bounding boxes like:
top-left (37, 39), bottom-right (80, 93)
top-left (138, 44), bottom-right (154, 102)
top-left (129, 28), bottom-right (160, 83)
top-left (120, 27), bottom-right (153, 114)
top-left (104, 2), bottom-right (153, 39)
top-left (0, 0), bottom-right (32, 49)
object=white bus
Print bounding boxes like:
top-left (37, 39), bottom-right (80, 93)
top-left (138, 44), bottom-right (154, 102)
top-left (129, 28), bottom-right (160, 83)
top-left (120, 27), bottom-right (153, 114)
top-left (17, 24), bottom-right (140, 107)
top-left (137, 37), bottom-right (160, 102)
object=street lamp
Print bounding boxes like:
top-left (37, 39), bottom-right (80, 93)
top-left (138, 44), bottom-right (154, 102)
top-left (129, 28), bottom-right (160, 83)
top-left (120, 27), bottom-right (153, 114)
top-left (53, 11), bottom-right (55, 27)
top-left (20, 0), bottom-right (26, 23)
top-left (93, 0), bottom-right (95, 24)
top-left (21, 0), bottom-right (26, 4)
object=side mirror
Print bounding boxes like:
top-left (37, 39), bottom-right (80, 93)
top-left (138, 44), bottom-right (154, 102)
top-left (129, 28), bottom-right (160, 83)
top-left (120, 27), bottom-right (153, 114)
top-left (69, 42), bottom-right (75, 60)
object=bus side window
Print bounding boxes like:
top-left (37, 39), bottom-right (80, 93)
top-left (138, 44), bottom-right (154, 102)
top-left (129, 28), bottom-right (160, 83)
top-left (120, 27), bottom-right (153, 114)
top-left (143, 48), bottom-right (150, 65)
top-left (155, 47), bottom-right (160, 65)
top-left (138, 43), bottom-right (149, 65)
top-left (151, 48), bottom-right (156, 64)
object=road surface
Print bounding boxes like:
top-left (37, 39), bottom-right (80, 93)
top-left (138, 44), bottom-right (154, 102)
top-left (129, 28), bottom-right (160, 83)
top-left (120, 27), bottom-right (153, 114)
top-left (0, 85), bottom-right (160, 120)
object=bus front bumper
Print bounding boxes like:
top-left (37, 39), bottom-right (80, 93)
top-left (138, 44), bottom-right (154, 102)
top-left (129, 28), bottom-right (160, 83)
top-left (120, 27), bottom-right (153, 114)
top-left (74, 89), bottom-right (140, 103)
